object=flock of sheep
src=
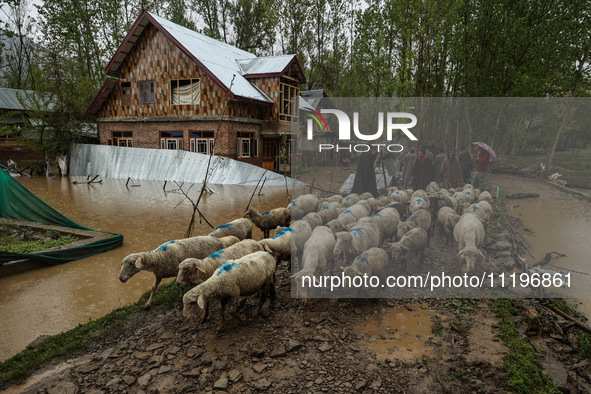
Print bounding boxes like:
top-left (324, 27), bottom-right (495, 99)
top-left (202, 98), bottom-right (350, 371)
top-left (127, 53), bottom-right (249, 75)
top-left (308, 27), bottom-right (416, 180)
top-left (118, 182), bottom-right (495, 334)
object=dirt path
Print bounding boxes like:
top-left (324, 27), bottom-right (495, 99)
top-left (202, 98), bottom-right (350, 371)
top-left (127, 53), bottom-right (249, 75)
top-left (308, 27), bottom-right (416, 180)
top-left (3, 174), bottom-right (591, 393)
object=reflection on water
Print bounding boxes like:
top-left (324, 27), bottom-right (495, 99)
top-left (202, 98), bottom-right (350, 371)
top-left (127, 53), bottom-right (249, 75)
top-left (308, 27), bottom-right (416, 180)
top-left (508, 197), bottom-right (591, 318)
top-left (0, 176), bottom-right (299, 361)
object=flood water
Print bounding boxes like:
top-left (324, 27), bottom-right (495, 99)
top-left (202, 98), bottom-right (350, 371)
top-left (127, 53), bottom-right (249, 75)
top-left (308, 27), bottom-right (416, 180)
top-left (0, 176), bottom-right (299, 361)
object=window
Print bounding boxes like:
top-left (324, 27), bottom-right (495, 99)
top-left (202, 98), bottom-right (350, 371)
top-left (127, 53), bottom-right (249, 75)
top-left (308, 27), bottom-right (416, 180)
top-left (171, 79), bottom-right (200, 105)
top-left (107, 131), bottom-right (133, 147)
top-left (139, 80), bottom-right (155, 104)
top-left (237, 132), bottom-right (257, 158)
top-left (160, 131), bottom-right (183, 150)
top-left (121, 82), bottom-right (131, 106)
top-left (279, 80), bottom-right (299, 121)
top-left (190, 131), bottom-right (214, 154)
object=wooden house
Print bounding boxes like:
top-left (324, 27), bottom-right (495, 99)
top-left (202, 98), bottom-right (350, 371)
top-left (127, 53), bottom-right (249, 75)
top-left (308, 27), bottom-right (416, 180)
top-left (85, 11), bottom-right (306, 171)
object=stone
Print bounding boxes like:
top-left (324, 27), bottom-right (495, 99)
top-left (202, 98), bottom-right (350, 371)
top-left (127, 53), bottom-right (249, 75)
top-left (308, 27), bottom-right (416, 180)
top-left (253, 363), bottom-right (268, 373)
top-left (78, 363), bottom-right (100, 374)
top-left (286, 339), bottom-right (303, 353)
top-left (48, 381), bottom-right (78, 394)
top-left (212, 360), bottom-right (226, 370)
top-left (229, 368), bottom-right (243, 383)
top-left (214, 373), bottom-right (229, 389)
top-left (270, 346), bottom-right (287, 358)
top-left (242, 367), bottom-right (257, 383)
top-left (318, 343), bottom-right (332, 352)
top-left (522, 307), bottom-right (540, 334)
top-left (158, 365), bottom-right (172, 374)
top-left (491, 241), bottom-right (512, 251)
top-left (371, 378), bottom-right (382, 389)
top-left (122, 375), bottom-right (136, 385)
top-left (163, 345), bottom-right (181, 355)
top-left (160, 331), bottom-right (174, 339)
top-left (105, 377), bottom-right (121, 390)
top-left (251, 348), bottom-right (266, 358)
top-left (355, 380), bottom-right (367, 390)
top-left (145, 342), bottom-right (165, 351)
top-left (133, 351), bottom-right (152, 360)
top-left (181, 368), bottom-right (201, 378)
top-left (255, 378), bottom-right (272, 390)
top-left (137, 373), bottom-right (151, 387)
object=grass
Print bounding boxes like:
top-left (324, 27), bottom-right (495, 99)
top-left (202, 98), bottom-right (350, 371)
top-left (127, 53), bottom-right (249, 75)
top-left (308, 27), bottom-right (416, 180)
top-left (0, 281), bottom-right (181, 388)
top-left (0, 235), bottom-right (79, 254)
top-left (500, 148), bottom-right (591, 188)
top-left (489, 298), bottom-right (560, 393)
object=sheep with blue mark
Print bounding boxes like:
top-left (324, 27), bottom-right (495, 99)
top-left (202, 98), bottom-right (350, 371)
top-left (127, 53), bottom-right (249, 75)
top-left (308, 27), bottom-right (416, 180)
top-left (318, 201), bottom-right (341, 224)
top-left (409, 195), bottom-right (429, 214)
top-left (478, 190), bottom-right (493, 204)
top-left (182, 250), bottom-right (277, 334)
top-left (119, 235), bottom-right (240, 309)
top-left (426, 181), bottom-right (440, 194)
top-left (259, 220), bottom-right (313, 269)
top-left (302, 211), bottom-right (323, 229)
top-left (209, 218), bottom-right (252, 240)
top-left (411, 189), bottom-right (429, 200)
top-left (292, 226), bottom-right (336, 303)
top-left (350, 207), bottom-right (400, 246)
top-left (453, 213), bottom-right (485, 273)
top-left (326, 218), bottom-right (348, 234)
top-left (387, 227), bottom-right (428, 272)
top-left (340, 193), bottom-right (360, 208)
top-left (244, 207), bottom-right (290, 238)
top-left (333, 219), bottom-right (380, 268)
top-left (336, 201), bottom-right (371, 227)
top-left (288, 193), bottom-right (320, 220)
top-left (396, 208), bottom-right (431, 242)
top-left (175, 239), bottom-right (264, 290)
top-left (340, 247), bottom-right (388, 295)
top-left (463, 202), bottom-right (491, 222)
top-left (388, 189), bottom-right (409, 205)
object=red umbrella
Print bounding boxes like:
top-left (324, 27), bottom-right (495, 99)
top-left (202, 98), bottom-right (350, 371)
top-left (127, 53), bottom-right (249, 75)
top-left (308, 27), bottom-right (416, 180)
top-left (472, 142), bottom-right (496, 161)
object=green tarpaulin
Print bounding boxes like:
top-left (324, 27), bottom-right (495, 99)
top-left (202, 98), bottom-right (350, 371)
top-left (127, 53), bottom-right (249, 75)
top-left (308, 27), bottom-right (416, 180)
top-left (0, 170), bottom-right (123, 264)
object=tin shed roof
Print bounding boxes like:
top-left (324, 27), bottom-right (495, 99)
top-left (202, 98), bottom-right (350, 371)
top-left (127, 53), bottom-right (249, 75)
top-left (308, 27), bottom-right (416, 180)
top-left (0, 88), bottom-right (35, 111)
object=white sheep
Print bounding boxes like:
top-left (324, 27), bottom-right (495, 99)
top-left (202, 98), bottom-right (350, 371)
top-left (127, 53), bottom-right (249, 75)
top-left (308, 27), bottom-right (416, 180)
top-left (478, 190), bottom-right (493, 204)
top-left (453, 213), bottom-right (485, 273)
top-left (120, 235), bottom-right (239, 308)
top-left (426, 181), bottom-right (440, 194)
top-left (341, 193), bottom-right (360, 207)
top-left (353, 207), bottom-right (400, 245)
top-left (292, 226), bottom-right (336, 302)
top-left (389, 189), bottom-right (409, 205)
top-left (302, 211), bottom-right (323, 229)
top-left (244, 207), bottom-right (290, 238)
top-left (333, 220), bottom-right (380, 267)
top-left (435, 206), bottom-right (460, 245)
top-left (318, 201), bottom-right (341, 224)
top-left (359, 192), bottom-right (374, 200)
top-left (182, 250), bottom-right (276, 334)
top-left (288, 194), bottom-right (320, 220)
top-left (209, 218), bottom-right (252, 240)
top-left (388, 227), bottom-right (428, 272)
top-left (411, 189), bottom-right (429, 200)
top-left (326, 218), bottom-right (347, 234)
top-left (410, 196), bottom-right (429, 213)
top-left (321, 194), bottom-right (344, 204)
top-left (340, 247), bottom-right (388, 295)
top-left (397, 208), bottom-right (431, 240)
top-left (176, 239), bottom-right (263, 289)
top-left (464, 202), bottom-right (490, 222)
top-left (337, 202), bottom-right (371, 227)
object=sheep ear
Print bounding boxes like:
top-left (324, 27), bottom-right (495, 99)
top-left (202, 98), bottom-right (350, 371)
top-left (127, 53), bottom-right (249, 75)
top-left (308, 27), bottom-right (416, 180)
top-left (340, 266), bottom-right (347, 271)
top-left (457, 248), bottom-right (465, 257)
top-left (400, 245), bottom-right (409, 252)
top-left (197, 264), bottom-right (207, 274)
top-left (134, 256), bottom-right (143, 270)
top-left (197, 294), bottom-right (205, 309)
top-left (263, 244), bottom-right (272, 254)
top-left (478, 249), bottom-right (485, 258)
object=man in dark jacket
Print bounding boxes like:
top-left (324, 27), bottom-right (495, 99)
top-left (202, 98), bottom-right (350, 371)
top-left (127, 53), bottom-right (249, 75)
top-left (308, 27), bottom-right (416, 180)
top-left (433, 148), bottom-right (447, 184)
top-left (351, 149), bottom-right (378, 197)
top-left (458, 147), bottom-right (473, 184)
top-left (412, 148), bottom-right (435, 191)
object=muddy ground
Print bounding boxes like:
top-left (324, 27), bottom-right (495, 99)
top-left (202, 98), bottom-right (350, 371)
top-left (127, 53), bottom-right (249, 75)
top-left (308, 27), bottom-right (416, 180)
top-left (3, 173), bottom-right (591, 393)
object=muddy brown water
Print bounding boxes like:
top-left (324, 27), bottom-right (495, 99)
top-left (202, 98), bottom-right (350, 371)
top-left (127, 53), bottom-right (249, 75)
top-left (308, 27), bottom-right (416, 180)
top-left (0, 176), bottom-right (301, 361)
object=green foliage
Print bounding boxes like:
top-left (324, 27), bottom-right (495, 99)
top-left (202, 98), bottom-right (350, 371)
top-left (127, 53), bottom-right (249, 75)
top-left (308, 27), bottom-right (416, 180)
top-left (489, 299), bottom-right (560, 393)
top-left (0, 281), bottom-right (181, 388)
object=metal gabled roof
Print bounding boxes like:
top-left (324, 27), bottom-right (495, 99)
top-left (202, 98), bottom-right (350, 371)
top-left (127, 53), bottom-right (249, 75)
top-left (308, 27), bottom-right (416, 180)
top-left (0, 88), bottom-right (35, 111)
top-left (238, 54), bottom-right (302, 78)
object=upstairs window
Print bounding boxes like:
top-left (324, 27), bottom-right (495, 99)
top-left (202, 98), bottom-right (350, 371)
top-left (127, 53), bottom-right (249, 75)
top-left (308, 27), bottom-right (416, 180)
top-left (171, 79), bottom-right (200, 105)
top-left (160, 131), bottom-right (183, 150)
top-left (237, 131), bottom-right (257, 158)
top-left (121, 82), bottom-right (131, 106)
top-left (108, 131), bottom-right (133, 147)
top-left (279, 80), bottom-right (299, 121)
top-left (139, 80), bottom-right (155, 104)
top-left (190, 131), bottom-right (214, 155)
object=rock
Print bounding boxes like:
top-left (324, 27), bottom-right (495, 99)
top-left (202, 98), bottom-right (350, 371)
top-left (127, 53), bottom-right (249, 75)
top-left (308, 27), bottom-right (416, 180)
top-left (48, 381), bottom-right (78, 394)
top-left (212, 360), bottom-right (226, 370)
top-left (160, 331), bottom-right (174, 339)
top-left (228, 368), bottom-right (243, 383)
top-left (371, 378), bottom-right (382, 389)
top-left (318, 342), bottom-right (332, 352)
top-left (105, 377), bottom-right (121, 390)
top-left (181, 368), bottom-right (201, 378)
top-left (242, 367), bottom-right (257, 383)
top-left (286, 339), bottom-right (303, 353)
top-left (253, 363), bottom-right (268, 373)
top-left (133, 351), bottom-right (152, 360)
top-left (491, 241), bottom-right (512, 251)
top-left (122, 375), bottom-right (136, 385)
top-left (270, 346), bottom-right (287, 358)
top-left (255, 378), bottom-right (272, 390)
top-left (522, 307), bottom-right (540, 334)
top-left (78, 363), bottom-right (100, 374)
top-left (145, 342), bottom-right (165, 351)
top-left (163, 345), bottom-right (181, 355)
top-left (158, 365), bottom-right (172, 374)
top-left (137, 373), bottom-right (151, 387)
top-left (251, 348), bottom-right (266, 358)
top-left (214, 373), bottom-right (229, 389)
top-left (355, 379), bottom-right (367, 390)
